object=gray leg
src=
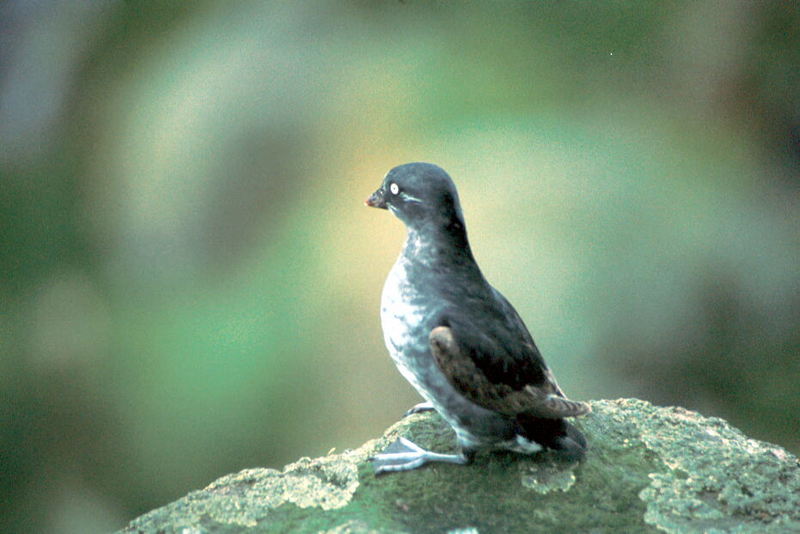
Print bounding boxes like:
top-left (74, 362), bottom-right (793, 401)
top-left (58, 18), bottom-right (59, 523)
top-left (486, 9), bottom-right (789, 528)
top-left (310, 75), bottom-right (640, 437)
top-left (372, 437), bottom-right (474, 474)
top-left (404, 402), bottom-right (435, 417)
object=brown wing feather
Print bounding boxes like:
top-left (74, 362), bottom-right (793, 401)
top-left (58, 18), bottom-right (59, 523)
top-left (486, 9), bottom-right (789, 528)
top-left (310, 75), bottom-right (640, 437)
top-left (429, 326), bottom-right (591, 419)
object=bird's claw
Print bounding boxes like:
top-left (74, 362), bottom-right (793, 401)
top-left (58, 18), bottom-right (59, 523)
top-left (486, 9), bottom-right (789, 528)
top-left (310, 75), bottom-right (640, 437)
top-left (372, 437), bottom-right (469, 474)
top-left (403, 402), bottom-right (436, 417)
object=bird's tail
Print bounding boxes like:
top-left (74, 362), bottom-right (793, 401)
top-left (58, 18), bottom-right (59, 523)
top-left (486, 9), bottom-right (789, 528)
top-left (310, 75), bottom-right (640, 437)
top-left (515, 413), bottom-right (588, 461)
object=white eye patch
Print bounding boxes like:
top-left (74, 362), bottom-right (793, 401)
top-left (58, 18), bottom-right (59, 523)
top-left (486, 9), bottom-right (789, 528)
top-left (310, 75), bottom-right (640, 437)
top-left (390, 183), bottom-right (399, 195)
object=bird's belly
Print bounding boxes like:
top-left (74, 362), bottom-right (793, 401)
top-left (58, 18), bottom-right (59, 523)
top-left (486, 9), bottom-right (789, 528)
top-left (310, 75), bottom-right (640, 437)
top-left (380, 264), bottom-right (450, 402)
top-left (380, 263), bottom-right (514, 443)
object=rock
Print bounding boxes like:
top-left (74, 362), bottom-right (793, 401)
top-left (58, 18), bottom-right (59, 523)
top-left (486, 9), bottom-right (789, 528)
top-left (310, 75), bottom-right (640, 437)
top-left (118, 399), bottom-right (800, 533)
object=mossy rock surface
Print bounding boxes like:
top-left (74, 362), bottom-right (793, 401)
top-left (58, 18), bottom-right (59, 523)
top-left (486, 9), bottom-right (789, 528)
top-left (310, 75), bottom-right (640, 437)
top-left (119, 399), bottom-right (800, 533)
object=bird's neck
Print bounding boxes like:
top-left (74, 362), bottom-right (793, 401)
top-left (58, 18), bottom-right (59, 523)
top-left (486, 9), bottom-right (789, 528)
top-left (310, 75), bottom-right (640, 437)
top-left (402, 220), bottom-right (480, 275)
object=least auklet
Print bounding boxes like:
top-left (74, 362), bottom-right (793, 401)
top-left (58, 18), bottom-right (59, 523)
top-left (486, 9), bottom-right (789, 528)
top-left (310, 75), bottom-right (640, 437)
top-left (365, 162), bottom-right (590, 474)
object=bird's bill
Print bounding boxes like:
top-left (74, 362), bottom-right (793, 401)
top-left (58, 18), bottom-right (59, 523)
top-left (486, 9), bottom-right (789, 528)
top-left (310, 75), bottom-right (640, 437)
top-left (364, 188), bottom-right (388, 209)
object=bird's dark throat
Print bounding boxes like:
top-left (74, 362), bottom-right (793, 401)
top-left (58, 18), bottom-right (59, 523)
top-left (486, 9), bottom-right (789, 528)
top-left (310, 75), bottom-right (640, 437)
top-left (405, 218), bottom-right (476, 271)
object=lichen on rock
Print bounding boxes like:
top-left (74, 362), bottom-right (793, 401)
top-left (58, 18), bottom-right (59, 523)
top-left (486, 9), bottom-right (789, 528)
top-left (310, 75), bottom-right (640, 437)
top-left (119, 399), bottom-right (800, 534)
top-left (606, 399), bottom-right (800, 533)
top-left (122, 447), bottom-right (369, 532)
top-left (519, 460), bottom-right (578, 494)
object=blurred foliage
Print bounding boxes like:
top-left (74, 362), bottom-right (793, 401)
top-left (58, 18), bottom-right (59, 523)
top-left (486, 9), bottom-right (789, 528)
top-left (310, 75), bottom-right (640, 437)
top-left (1, 2), bottom-right (798, 532)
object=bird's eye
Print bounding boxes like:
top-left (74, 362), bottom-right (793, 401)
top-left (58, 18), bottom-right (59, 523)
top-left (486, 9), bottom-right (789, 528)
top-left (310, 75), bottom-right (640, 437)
top-left (389, 183), bottom-right (399, 195)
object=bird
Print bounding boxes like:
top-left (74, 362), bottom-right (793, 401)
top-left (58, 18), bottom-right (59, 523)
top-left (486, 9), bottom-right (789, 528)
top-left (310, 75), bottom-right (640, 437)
top-left (365, 162), bottom-right (590, 474)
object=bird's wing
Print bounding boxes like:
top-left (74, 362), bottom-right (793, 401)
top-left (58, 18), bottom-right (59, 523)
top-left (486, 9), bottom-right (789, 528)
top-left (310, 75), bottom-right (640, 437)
top-left (429, 307), bottom-right (590, 419)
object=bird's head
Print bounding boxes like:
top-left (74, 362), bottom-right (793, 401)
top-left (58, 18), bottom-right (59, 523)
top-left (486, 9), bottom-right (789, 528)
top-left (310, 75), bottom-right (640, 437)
top-left (365, 162), bottom-right (465, 233)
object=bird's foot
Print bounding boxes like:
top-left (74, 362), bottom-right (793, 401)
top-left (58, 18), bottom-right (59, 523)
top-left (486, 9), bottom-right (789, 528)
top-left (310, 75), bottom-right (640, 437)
top-left (372, 437), bottom-right (471, 474)
top-left (403, 402), bottom-right (435, 417)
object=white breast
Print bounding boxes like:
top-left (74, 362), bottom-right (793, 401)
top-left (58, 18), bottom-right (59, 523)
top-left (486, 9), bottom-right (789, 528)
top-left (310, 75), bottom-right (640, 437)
top-left (381, 259), bottom-right (420, 352)
top-left (380, 257), bottom-right (430, 392)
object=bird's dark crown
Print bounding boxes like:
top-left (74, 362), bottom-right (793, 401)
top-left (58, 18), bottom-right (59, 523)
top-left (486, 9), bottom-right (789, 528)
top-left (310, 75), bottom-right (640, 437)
top-left (377, 162), bottom-right (465, 232)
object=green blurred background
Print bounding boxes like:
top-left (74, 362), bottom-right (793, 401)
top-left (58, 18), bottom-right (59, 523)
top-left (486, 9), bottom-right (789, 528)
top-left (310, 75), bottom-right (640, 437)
top-left (1, 2), bottom-right (798, 532)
